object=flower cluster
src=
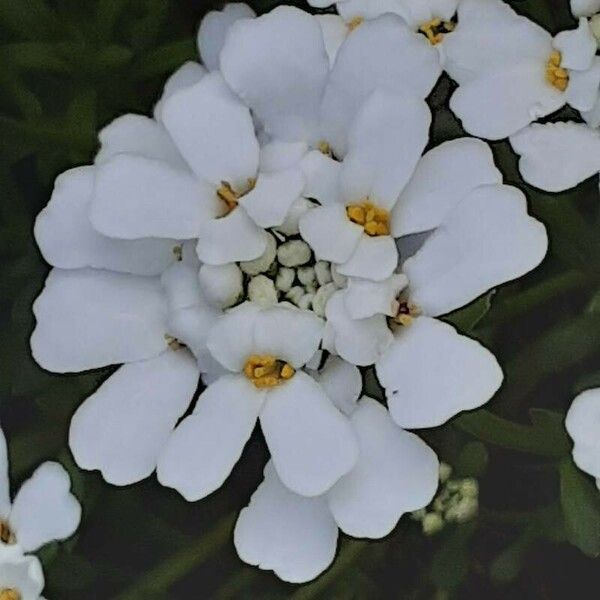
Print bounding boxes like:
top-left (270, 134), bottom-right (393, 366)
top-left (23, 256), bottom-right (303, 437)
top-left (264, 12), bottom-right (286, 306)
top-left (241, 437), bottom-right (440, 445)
top-left (29, 0), bottom-right (560, 586)
top-left (0, 427), bottom-right (80, 600)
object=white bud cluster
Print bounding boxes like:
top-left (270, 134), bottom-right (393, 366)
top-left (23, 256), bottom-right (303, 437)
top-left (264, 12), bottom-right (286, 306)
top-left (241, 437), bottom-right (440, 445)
top-left (238, 233), bottom-right (343, 316)
top-left (411, 463), bottom-right (480, 536)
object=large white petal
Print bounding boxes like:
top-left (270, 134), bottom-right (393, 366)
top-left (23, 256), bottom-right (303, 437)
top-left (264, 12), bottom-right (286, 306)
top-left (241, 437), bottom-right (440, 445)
top-left (196, 207), bottom-right (268, 266)
top-left (0, 547), bottom-right (44, 600)
top-left (69, 350), bottom-right (199, 486)
top-left (0, 428), bottom-right (10, 519)
top-left (198, 263), bottom-right (243, 309)
top-left (207, 302), bottom-right (261, 372)
top-left (444, 0), bottom-right (552, 84)
top-left (259, 140), bottom-right (308, 173)
top-left (162, 72), bottom-right (259, 189)
top-left (566, 57), bottom-right (600, 111)
top-left (154, 61), bottom-right (207, 122)
top-left (167, 303), bottom-right (220, 363)
top-left (404, 184), bottom-right (548, 316)
top-left (197, 3), bottom-right (256, 71)
top-left (449, 61), bottom-right (564, 140)
top-left (553, 18), bottom-right (596, 71)
top-left (261, 372), bottom-right (358, 497)
top-left (10, 462), bottom-right (80, 553)
top-left (340, 89), bottom-right (430, 209)
top-left (311, 356), bottom-right (362, 417)
top-left (565, 389), bottom-right (600, 476)
top-left (376, 317), bottom-right (503, 428)
top-left (161, 262), bottom-right (202, 311)
top-left (299, 204), bottom-right (363, 263)
top-left (240, 167), bottom-right (304, 228)
top-left (344, 274), bottom-right (408, 319)
top-left (325, 291), bottom-right (393, 366)
top-left (35, 167), bottom-right (177, 275)
top-left (392, 138), bottom-right (502, 236)
top-left (220, 6), bottom-right (329, 143)
top-left (337, 235), bottom-right (399, 282)
top-left (571, 0), bottom-right (600, 17)
top-left (300, 150), bottom-right (342, 206)
top-left (254, 306), bottom-right (324, 368)
top-left (391, 0), bottom-right (459, 27)
top-left (510, 122), bottom-right (600, 192)
top-left (316, 14), bottom-right (348, 66)
top-left (90, 154), bottom-right (220, 240)
top-left (157, 374), bottom-right (264, 500)
top-left (234, 462), bottom-right (338, 584)
top-left (31, 269), bottom-right (168, 373)
top-left (327, 398), bottom-right (438, 538)
top-left (321, 15), bottom-right (439, 156)
top-left (94, 114), bottom-right (186, 168)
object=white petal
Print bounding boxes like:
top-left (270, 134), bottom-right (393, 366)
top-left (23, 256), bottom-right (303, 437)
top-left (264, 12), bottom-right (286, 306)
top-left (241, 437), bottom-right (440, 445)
top-left (553, 18), bottom-right (596, 70)
top-left (31, 269), bottom-right (168, 373)
top-left (69, 350), bottom-right (199, 486)
top-left (316, 14), bottom-right (348, 66)
top-left (95, 114), bottom-right (186, 169)
top-left (10, 462), bottom-right (80, 552)
top-left (299, 204), bottom-right (363, 263)
top-left (276, 197), bottom-right (314, 236)
top-left (90, 154), bottom-right (220, 240)
top-left (337, 235), bottom-right (398, 282)
top-left (196, 207), bottom-right (268, 265)
top-left (161, 262), bottom-right (201, 311)
top-left (325, 291), bottom-right (393, 366)
top-left (565, 389), bottom-right (600, 478)
top-left (198, 263), bottom-right (243, 308)
top-left (320, 15), bottom-right (439, 156)
top-left (0, 428), bottom-right (10, 519)
top-left (300, 151), bottom-right (341, 206)
top-left (254, 306), bottom-right (324, 368)
top-left (221, 7), bottom-right (329, 143)
top-left (566, 56), bottom-right (600, 111)
top-left (154, 61), bottom-right (207, 122)
top-left (451, 60), bottom-right (564, 140)
top-left (571, 0), bottom-right (600, 17)
top-left (311, 356), bottom-right (362, 416)
top-left (35, 166), bottom-right (177, 275)
top-left (376, 317), bottom-right (503, 428)
top-left (344, 274), bottom-right (408, 319)
top-left (207, 302), bottom-right (261, 372)
top-left (0, 548), bottom-right (44, 600)
top-left (340, 89), bottom-right (430, 208)
top-left (391, 0), bottom-right (459, 27)
top-left (157, 374), bottom-right (263, 500)
top-left (444, 0), bottom-right (552, 84)
top-left (393, 138), bottom-right (502, 236)
top-left (240, 168), bottom-right (304, 228)
top-left (404, 184), bottom-right (548, 316)
top-left (234, 462), bottom-right (338, 584)
top-left (197, 3), bottom-right (256, 71)
top-left (510, 122), bottom-right (600, 192)
top-left (336, 0), bottom-right (407, 20)
top-left (162, 73), bottom-right (259, 189)
top-left (327, 398), bottom-right (438, 538)
top-left (167, 303), bottom-right (220, 363)
top-left (261, 372), bottom-right (358, 496)
top-left (259, 140), bottom-right (308, 173)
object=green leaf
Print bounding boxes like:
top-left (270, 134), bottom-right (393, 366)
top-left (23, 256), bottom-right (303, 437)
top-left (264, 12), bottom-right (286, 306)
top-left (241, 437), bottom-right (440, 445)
top-left (132, 39), bottom-right (196, 80)
top-left (559, 458), bottom-right (600, 557)
top-left (455, 441), bottom-right (489, 478)
top-left (430, 523), bottom-right (476, 590)
top-left (490, 532), bottom-right (534, 585)
top-left (444, 291), bottom-right (494, 334)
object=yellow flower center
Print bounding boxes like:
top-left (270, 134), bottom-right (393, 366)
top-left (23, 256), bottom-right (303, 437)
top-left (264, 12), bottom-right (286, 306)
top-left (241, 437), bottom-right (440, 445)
top-left (243, 355), bottom-right (295, 389)
top-left (346, 201), bottom-right (390, 236)
top-left (347, 16), bottom-right (364, 32)
top-left (318, 140), bottom-right (332, 156)
top-left (546, 50), bottom-right (569, 91)
top-left (0, 521), bottom-right (15, 545)
top-left (216, 178), bottom-right (256, 216)
top-left (392, 301), bottom-right (421, 326)
top-left (418, 18), bottom-right (455, 45)
top-left (0, 590), bottom-right (21, 600)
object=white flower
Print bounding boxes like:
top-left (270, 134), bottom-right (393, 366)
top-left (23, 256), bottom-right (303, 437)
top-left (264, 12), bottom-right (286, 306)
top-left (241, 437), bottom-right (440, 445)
top-left (233, 357), bottom-right (438, 583)
top-left (0, 426), bottom-right (80, 600)
top-left (572, 0), bottom-right (600, 17)
top-left (565, 388), bottom-right (600, 489)
top-left (90, 70), bottom-right (305, 266)
top-left (510, 121), bottom-right (600, 192)
top-left (444, 0), bottom-right (600, 139)
top-left (156, 303), bottom-right (358, 500)
top-left (220, 6), bottom-right (441, 157)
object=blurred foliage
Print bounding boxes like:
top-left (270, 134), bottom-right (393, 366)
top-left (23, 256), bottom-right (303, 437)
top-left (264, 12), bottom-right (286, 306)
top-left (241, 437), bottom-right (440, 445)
top-left (0, 0), bottom-right (599, 598)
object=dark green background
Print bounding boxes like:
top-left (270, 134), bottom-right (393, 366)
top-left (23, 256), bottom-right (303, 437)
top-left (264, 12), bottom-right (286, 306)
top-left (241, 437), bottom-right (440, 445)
top-left (1, 0), bottom-right (600, 597)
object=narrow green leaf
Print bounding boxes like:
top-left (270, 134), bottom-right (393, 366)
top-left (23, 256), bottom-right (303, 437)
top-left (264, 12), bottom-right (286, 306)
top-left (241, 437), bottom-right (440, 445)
top-left (444, 291), bottom-right (494, 334)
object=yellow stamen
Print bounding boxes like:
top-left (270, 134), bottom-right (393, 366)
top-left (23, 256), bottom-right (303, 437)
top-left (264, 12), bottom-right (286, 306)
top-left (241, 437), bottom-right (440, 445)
top-left (243, 355), bottom-right (295, 388)
top-left (419, 18), bottom-right (454, 45)
top-left (346, 201), bottom-right (390, 237)
top-left (546, 51), bottom-right (569, 91)
top-left (172, 245), bottom-right (183, 261)
top-left (0, 521), bottom-right (15, 545)
top-left (164, 334), bottom-right (182, 351)
top-left (318, 140), bottom-right (332, 156)
top-left (392, 301), bottom-right (421, 327)
top-left (347, 16), bottom-right (364, 32)
top-left (0, 590), bottom-right (21, 600)
top-left (216, 178), bottom-right (256, 216)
